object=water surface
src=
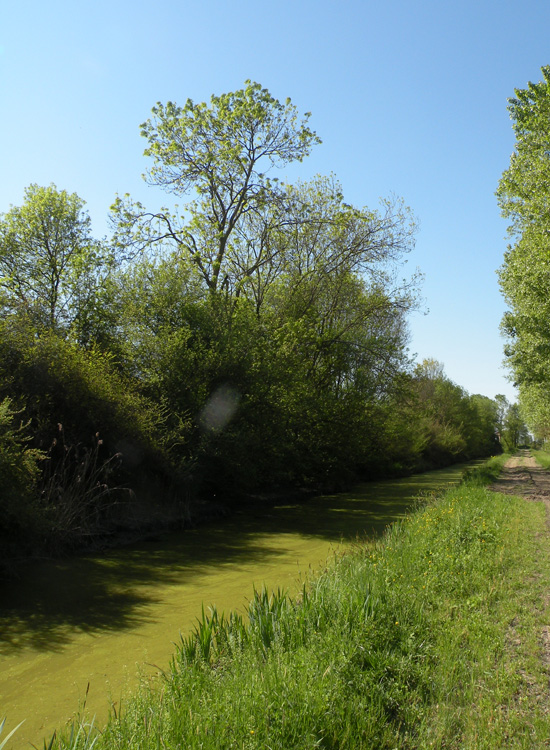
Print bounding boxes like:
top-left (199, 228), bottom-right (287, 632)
top-left (0, 463), bottom-right (472, 748)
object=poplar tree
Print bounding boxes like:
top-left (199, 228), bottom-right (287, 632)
top-left (497, 65), bottom-right (550, 437)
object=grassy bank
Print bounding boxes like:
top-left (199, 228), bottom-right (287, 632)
top-left (14, 453), bottom-right (550, 749)
top-left (533, 449), bottom-right (550, 470)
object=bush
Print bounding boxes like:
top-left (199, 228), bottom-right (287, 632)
top-left (0, 397), bottom-right (43, 563)
top-left (0, 318), bottom-right (192, 559)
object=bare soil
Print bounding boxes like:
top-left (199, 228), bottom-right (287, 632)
top-left (490, 450), bottom-right (550, 524)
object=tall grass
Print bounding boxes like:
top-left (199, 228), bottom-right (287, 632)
top-left (45, 455), bottom-right (550, 748)
top-left (532, 449), bottom-right (550, 470)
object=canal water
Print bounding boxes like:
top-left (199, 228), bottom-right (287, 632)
top-left (0, 463), bottom-right (473, 748)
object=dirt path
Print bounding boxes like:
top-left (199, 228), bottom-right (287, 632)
top-left (489, 450), bottom-right (550, 525)
top-left (490, 449), bottom-right (550, 708)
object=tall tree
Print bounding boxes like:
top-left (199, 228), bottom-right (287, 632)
top-left (112, 81), bottom-right (321, 293)
top-left (502, 402), bottom-right (530, 451)
top-left (497, 66), bottom-right (550, 435)
top-left (410, 360), bottom-right (471, 464)
top-left (239, 176), bottom-right (419, 313)
top-left (0, 184), bottom-right (107, 334)
top-left (496, 65), bottom-right (550, 237)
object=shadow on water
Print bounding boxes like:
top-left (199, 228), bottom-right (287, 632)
top-left (0, 462), bottom-right (473, 655)
top-left (0, 531), bottom-right (291, 655)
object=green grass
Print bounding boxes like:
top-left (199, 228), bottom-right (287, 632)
top-left (45, 455), bottom-right (550, 748)
top-left (460, 452), bottom-right (510, 485)
top-left (532, 449), bottom-right (550, 470)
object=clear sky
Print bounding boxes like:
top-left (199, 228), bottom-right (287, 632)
top-left (1, 0), bottom-right (548, 402)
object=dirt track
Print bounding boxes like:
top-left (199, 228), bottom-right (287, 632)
top-left (490, 450), bottom-right (550, 516)
top-left (490, 450), bottom-right (550, 707)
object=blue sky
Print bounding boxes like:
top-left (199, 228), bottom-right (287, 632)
top-left (1, 0), bottom-right (549, 401)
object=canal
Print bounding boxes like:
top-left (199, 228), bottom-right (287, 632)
top-left (0, 462), bottom-right (473, 748)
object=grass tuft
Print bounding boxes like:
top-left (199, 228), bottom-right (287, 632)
top-left (460, 452), bottom-right (509, 485)
top-left (0, 718), bottom-right (24, 750)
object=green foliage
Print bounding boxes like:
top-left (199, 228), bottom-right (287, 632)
top-left (0, 82), bottom-right (506, 561)
top-left (387, 360), bottom-right (501, 472)
top-left (0, 397), bottom-right (42, 495)
top-left (502, 402), bottom-right (530, 451)
top-left (239, 175), bottom-right (420, 314)
top-left (108, 157), bottom-right (421, 491)
top-left (106, 83), bottom-right (425, 492)
top-left (466, 394), bottom-right (501, 456)
top-left (497, 66), bottom-right (550, 438)
top-left (0, 320), bottom-right (169, 461)
top-left (521, 383), bottom-right (550, 442)
top-left (0, 317), bottom-right (189, 559)
top-left (0, 397), bottom-right (43, 560)
top-left (113, 81), bottom-right (321, 293)
top-left (0, 184), bottom-right (109, 336)
top-left (497, 65), bottom-right (550, 236)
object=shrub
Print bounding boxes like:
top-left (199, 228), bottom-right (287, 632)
top-left (0, 397), bottom-right (43, 563)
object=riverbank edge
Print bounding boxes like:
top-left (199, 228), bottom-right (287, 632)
top-left (4, 455), bottom-right (494, 580)
top-left (35, 451), bottom-right (550, 749)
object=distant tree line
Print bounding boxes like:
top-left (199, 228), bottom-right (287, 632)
top-left (0, 82), bottom-right (509, 566)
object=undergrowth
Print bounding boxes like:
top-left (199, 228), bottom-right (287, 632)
top-left (532, 449), bottom-right (550, 471)
top-left (28, 455), bottom-right (550, 748)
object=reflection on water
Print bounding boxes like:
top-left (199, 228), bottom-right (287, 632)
top-left (0, 462), bottom-right (473, 748)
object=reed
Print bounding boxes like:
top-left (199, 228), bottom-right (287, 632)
top-left (39, 425), bottom-right (128, 549)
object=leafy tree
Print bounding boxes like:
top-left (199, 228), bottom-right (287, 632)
top-left (502, 402), bottom-right (530, 451)
top-left (467, 394), bottom-right (501, 456)
top-left (492, 394), bottom-right (530, 451)
top-left (227, 175), bottom-right (419, 313)
top-left (406, 360), bottom-right (500, 466)
top-left (494, 394), bottom-right (510, 439)
top-left (0, 184), bottom-right (108, 335)
top-left (514, 382), bottom-right (550, 442)
top-left (496, 65), bottom-right (550, 237)
top-left (412, 360), bottom-right (468, 464)
top-left (112, 81), bottom-right (321, 294)
top-left (497, 66), bottom-right (550, 435)
top-left (104, 83), bottom-right (423, 493)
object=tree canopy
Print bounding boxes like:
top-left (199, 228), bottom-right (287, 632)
top-left (497, 65), bottom-right (550, 440)
top-left (0, 184), bottom-right (108, 336)
top-left (113, 81), bottom-right (321, 293)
